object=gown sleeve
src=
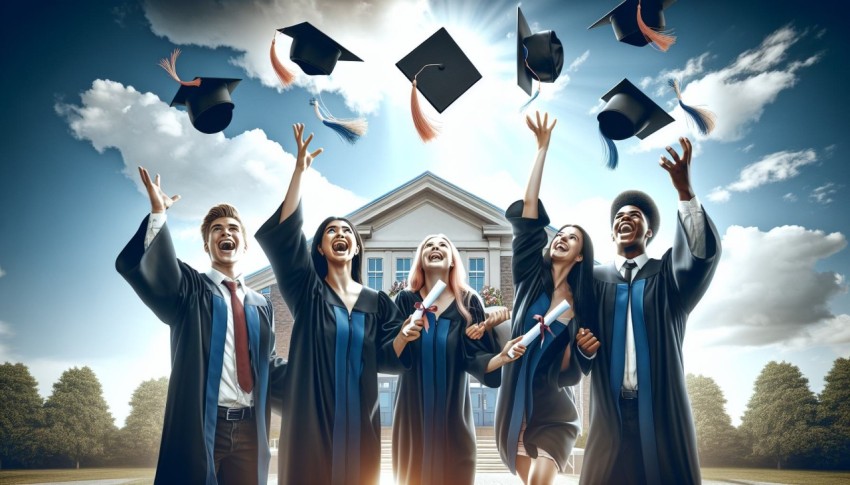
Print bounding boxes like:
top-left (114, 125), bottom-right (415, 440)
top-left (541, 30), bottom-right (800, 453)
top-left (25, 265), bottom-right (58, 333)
top-left (462, 296), bottom-right (502, 388)
top-left (377, 290), bottom-right (411, 373)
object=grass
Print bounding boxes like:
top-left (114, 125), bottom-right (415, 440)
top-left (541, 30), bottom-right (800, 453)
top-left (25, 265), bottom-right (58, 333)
top-left (701, 467), bottom-right (850, 485)
top-left (0, 468), bottom-right (154, 484)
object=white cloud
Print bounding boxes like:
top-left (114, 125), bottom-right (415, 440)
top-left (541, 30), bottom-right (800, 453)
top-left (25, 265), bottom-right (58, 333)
top-left (0, 321), bottom-right (12, 363)
top-left (689, 225), bottom-right (849, 347)
top-left (810, 183), bottom-right (839, 205)
top-left (783, 192), bottom-right (798, 202)
top-left (0, 265), bottom-right (5, 278)
top-left (567, 50), bottom-right (590, 72)
top-left (741, 143), bottom-right (755, 153)
top-left (632, 25), bottom-right (820, 152)
top-left (705, 149), bottom-right (817, 202)
top-left (55, 79), bottom-right (366, 272)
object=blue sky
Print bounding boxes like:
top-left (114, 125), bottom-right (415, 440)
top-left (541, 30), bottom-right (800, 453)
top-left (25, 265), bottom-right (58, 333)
top-left (1, 0), bottom-right (848, 428)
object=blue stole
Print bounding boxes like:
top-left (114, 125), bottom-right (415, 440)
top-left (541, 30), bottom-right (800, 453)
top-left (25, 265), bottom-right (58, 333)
top-left (610, 279), bottom-right (661, 484)
top-left (419, 313), bottom-right (451, 483)
top-left (504, 293), bottom-right (566, 473)
top-left (203, 293), bottom-right (270, 485)
top-left (331, 306), bottom-right (365, 485)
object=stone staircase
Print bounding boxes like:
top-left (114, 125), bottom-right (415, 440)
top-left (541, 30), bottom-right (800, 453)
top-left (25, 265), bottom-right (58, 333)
top-left (380, 428), bottom-right (509, 474)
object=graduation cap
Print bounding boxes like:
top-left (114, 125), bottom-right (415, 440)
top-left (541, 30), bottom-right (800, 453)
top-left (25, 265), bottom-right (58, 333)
top-left (597, 78), bottom-right (674, 169)
top-left (589, 0), bottom-right (677, 51)
top-left (669, 78), bottom-right (716, 135)
top-left (396, 27), bottom-right (482, 142)
top-left (610, 190), bottom-right (660, 243)
top-left (517, 7), bottom-right (564, 105)
top-left (277, 22), bottom-right (362, 77)
top-left (159, 49), bottom-right (241, 134)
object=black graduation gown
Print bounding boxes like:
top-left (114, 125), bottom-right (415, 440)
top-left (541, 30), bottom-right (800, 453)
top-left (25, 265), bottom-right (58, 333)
top-left (577, 207), bottom-right (721, 485)
top-left (494, 200), bottom-right (583, 474)
top-left (391, 290), bottom-right (501, 485)
top-left (255, 203), bottom-right (407, 485)
top-left (116, 216), bottom-right (277, 485)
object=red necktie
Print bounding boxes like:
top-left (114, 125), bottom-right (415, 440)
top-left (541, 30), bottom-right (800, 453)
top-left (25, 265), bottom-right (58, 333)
top-left (223, 280), bottom-right (253, 393)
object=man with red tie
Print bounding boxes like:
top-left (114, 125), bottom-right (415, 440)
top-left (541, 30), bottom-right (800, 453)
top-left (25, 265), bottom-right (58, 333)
top-left (117, 166), bottom-right (280, 484)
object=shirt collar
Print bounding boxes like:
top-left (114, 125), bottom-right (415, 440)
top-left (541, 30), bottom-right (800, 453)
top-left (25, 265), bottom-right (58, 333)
top-left (614, 252), bottom-right (650, 273)
top-left (207, 268), bottom-right (245, 288)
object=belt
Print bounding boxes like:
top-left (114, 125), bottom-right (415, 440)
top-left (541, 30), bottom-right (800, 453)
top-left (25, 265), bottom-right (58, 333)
top-left (620, 388), bottom-right (638, 400)
top-left (218, 406), bottom-right (254, 421)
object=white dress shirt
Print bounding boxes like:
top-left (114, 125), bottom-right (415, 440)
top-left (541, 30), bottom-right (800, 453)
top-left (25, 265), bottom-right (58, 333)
top-left (145, 213), bottom-right (253, 408)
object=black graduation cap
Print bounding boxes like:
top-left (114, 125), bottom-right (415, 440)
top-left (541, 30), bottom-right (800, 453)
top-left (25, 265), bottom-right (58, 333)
top-left (589, 0), bottom-right (677, 50)
top-left (396, 27), bottom-right (482, 114)
top-left (278, 22), bottom-right (362, 76)
top-left (597, 78), bottom-right (674, 169)
top-left (169, 78), bottom-right (241, 135)
top-left (517, 6), bottom-right (564, 96)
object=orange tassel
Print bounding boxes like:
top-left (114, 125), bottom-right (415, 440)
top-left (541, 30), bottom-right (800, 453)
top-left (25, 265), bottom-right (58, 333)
top-left (270, 36), bottom-right (295, 87)
top-left (637, 1), bottom-right (676, 52)
top-left (158, 49), bottom-right (201, 86)
top-left (410, 79), bottom-right (440, 142)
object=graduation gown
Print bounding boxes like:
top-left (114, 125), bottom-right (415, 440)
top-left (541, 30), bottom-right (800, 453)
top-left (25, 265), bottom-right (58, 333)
top-left (255, 203), bottom-right (407, 485)
top-left (116, 216), bottom-right (277, 485)
top-left (577, 207), bottom-right (721, 485)
top-left (391, 290), bottom-right (501, 485)
top-left (494, 200), bottom-right (583, 473)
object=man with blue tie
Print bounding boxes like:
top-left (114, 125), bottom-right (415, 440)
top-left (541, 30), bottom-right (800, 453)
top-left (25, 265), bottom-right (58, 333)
top-left (576, 137), bottom-right (722, 485)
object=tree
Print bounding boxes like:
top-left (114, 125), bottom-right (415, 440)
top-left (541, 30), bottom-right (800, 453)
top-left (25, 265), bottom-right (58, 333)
top-left (118, 377), bottom-right (168, 466)
top-left (43, 366), bottom-right (115, 469)
top-left (740, 361), bottom-right (818, 469)
top-left (686, 373), bottom-right (746, 466)
top-left (0, 362), bottom-right (44, 469)
top-left (816, 357), bottom-right (850, 469)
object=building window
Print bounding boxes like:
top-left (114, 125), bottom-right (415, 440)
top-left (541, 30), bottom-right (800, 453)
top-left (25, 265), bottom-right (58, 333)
top-left (259, 286), bottom-right (271, 296)
top-left (468, 257), bottom-right (485, 292)
top-left (367, 258), bottom-right (383, 291)
top-left (395, 257), bottom-right (411, 282)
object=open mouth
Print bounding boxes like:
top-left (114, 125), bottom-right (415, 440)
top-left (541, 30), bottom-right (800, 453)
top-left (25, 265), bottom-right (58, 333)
top-left (332, 240), bottom-right (349, 252)
top-left (428, 252), bottom-right (444, 262)
top-left (554, 241), bottom-right (568, 252)
top-left (219, 240), bottom-right (236, 251)
top-left (617, 222), bottom-right (634, 234)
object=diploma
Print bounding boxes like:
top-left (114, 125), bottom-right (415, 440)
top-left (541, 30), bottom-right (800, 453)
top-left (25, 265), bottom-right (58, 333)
top-left (403, 279), bottom-right (447, 335)
top-left (508, 299), bottom-right (571, 358)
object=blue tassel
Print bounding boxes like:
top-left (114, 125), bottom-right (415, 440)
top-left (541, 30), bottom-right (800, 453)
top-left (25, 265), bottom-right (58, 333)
top-left (668, 79), bottom-right (716, 135)
top-left (519, 45), bottom-right (541, 112)
top-left (310, 98), bottom-right (367, 145)
top-left (600, 127), bottom-right (619, 170)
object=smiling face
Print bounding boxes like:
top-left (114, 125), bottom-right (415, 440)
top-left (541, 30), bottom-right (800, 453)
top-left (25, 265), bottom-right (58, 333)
top-left (420, 236), bottom-right (453, 273)
top-left (204, 216), bottom-right (246, 270)
top-left (317, 219), bottom-right (359, 265)
top-left (549, 225), bottom-right (585, 264)
top-left (612, 204), bottom-right (652, 255)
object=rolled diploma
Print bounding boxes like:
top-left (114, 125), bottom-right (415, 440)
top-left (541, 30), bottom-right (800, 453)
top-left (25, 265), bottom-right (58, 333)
top-left (402, 279), bottom-right (447, 335)
top-left (508, 299), bottom-right (571, 358)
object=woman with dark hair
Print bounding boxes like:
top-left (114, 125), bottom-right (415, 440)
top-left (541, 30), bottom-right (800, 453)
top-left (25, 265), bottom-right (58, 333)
top-left (494, 111), bottom-right (599, 485)
top-left (256, 124), bottom-right (415, 485)
top-left (391, 234), bottom-right (523, 485)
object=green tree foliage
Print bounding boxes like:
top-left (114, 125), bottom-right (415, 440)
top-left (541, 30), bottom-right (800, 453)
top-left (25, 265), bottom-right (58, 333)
top-left (686, 373), bottom-right (747, 466)
top-left (740, 361), bottom-right (818, 469)
top-left (816, 357), bottom-right (850, 469)
top-left (117, 377), bottom-right (168, 466)
top-left (0, 362), bottom-right (45, 469)
top-left (43, 366), bottom-right (115, 469)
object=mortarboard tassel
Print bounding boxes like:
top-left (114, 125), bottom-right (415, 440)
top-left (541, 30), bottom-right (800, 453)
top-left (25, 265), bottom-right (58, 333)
top-left (669, 79), bottom-right (716, 135)
top-left (310, 98), bottom-right (367, 144)
top-left (270, 35), bottom-right (295, 87)
top-left (600, 126), bottom-right (619, 170)
top-left (637, 0), bottom-right (676, 52)
top-left (519, 45), bottom-right (542, 112)
top-left (410, 64), bottom-right (443, 142)
top-left (158, 49), bottom-right (201, 87)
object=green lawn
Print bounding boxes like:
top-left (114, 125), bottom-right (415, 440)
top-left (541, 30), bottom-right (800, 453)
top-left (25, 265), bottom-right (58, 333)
top-left (0, 468), bottom-right (154, 485)
top-left (702, 467), bottom-right (850, 485)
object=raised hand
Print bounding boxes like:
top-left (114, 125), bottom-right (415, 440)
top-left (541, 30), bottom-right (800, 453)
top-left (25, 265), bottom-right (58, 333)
top-left (293, 123), bottom-right (323, 173)
top-left (525, 110), bottom-right (557, 151)
top-left (659, 137), bottom-right (695, 201)
top-left (138, 166), bottom-right (180, 214)
top-left (576, 327), bottom-right (600, 357)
